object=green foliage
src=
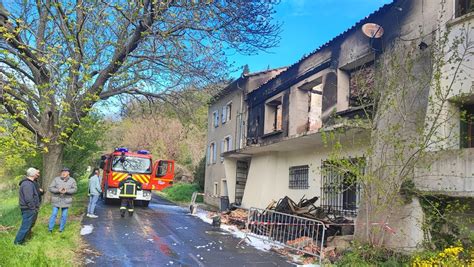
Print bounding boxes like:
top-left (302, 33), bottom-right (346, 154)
top-left (0, 177), bottom-right (89, 265)
top-left (335, 244), bottom-right (410, 266)
top-left (411, 243), bottom-right (474, 266)
top-left (419, 195), bottom-right (473, 250)
top-left (193, 157), bottom-right (206, 191)
top-left (399, 179), bottom-right (417, 204)
top-left (104, 89), bottom-right (211, 172)
top-left (63, 114), bottom-right (108, 176)
top-left (0, 114), bottom-right (41, 185)
top-left (161, 183), bottom-right (201, 202)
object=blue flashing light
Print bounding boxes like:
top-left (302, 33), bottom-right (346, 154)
top-left (115, 147), bottom-right (129, 153)
top-left (137, 150), bottom-right (149, 155)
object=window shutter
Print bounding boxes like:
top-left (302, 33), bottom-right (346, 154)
top-left (213, 111), bottom-right (219, 127)
top-left (207, 145), bottom-right (211, 164)
top-left (213, 143), bottom-right (217, 163)
top-left (229, 136), bottom-right (233, 151)
top-left (222, 106), bottom-right (226, 123)
top-left (226, 104), bottom-right (232, 121)
top-left (220, 140), bottom-right (225, 162)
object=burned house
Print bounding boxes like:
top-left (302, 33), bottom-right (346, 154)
top-left (205, 0), bottom-right (474, 250)
top-left (223, 1), bottom-right (407, 216)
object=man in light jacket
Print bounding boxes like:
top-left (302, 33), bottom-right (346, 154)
top-left (14, 168), bottom-right (41, 245)
top-left (87, 168), bottom-right (101, 218)
top-left (48, 167), bottom-right (77, 233)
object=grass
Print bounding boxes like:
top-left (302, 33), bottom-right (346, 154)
top-left (334, 243), bottom-right (410, 267)
top-left (157, 182), bottom-right (203, 203)
top-left (0, 177), bottom-right (89, 266)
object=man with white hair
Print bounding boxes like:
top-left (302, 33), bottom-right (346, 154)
top-left (14, 167), bottom-right (41, 245)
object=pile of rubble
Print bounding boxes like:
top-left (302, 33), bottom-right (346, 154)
top-left (203, 195), bottom-right (354, 264)
top-left (220, 209), bottom-right (248, 229)
top-left (267, 195), bottom-right (355, 236)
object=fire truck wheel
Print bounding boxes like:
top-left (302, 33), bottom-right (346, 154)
top-left (142, 201), bottom-right (150, 207)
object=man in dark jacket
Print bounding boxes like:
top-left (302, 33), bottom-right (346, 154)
top-left (118, 175), bottom-right (142, 217)
top-left (14, 167), bottom-right (41, 245)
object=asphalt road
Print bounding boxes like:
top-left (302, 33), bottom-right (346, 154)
top-left (82, 195), bottom-right (293, 267)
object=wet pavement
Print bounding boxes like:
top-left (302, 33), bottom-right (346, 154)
top-left (82, 195), bottom-right (294, 266)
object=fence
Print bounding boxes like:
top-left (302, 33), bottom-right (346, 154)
top-left (247, 207), bottom-right (327, 265)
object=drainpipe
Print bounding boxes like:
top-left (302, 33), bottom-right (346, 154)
top-left (236, 78), bottom-right (245, 150)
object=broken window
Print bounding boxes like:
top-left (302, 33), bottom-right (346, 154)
top-left (264, 96), bottom-right (283, 134)
top-left (456, 0), bottom-right (474, 17)
top-left (460, 104), bottom-right (474, 148)
top-left (321, 158), bottom-right (364, 217)
top-left (213, 110), bottom-right (219, 128)
top-left (289, 165), bottom-right (309, 189)
top-left (349, 62), bottom-right (374, 107)
top-left (299, 77), bottom-right (323, 132)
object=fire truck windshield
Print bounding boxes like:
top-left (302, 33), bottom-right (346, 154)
top-left (112, 156), bottom-right (152, 174)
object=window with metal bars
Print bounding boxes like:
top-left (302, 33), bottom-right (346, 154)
top-left (289, 165), bottom-right (309, 189)
top-left (321, 158), bottom-right (364, 217)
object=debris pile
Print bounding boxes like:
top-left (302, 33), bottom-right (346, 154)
top-left (267, 195), bottom-right (354, 236)
top-left (220, 209), bottom-right (248, 229)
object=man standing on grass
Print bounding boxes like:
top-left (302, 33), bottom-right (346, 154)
top-left (48, 167), bottom-right (77, 233)
top-left (14, 167), bottom-right (41, 245)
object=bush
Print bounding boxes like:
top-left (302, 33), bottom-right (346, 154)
top-left (193, 157), bottom-right (206, 190)
top-left (161, 183), bottom-right (201, 202)
top-left (335, 244), bottom-right (409, 266)
top-left (411, 244), bottom-right (474, 266)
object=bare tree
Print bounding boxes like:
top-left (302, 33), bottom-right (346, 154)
top-left (0, 0), bottom-right (280, 195)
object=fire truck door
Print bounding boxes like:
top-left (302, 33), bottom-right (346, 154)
top-left (152, 160), bottom-right (175, 190)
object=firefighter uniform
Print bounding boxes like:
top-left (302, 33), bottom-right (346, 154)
top-left (118, 176), bottom-right (142, 217)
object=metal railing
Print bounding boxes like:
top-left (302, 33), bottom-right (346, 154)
top-left (247, 207), bottom-right (327, 265)
top-left (190, 192), bottom-right (205, 214)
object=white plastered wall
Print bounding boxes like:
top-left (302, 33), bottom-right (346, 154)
top-left (240, 141), bottom-right (367, 209)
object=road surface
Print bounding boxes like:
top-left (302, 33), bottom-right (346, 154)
top-left (82, 195), bottom-right (293, 266)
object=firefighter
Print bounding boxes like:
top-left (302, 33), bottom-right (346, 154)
top-left (118, 174), bottom-right (142, 217)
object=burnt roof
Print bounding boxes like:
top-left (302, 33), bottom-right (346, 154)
top-left (252, 0), bottom-right (399, 93)
top-left (209, 66), bottom-right (287, 105)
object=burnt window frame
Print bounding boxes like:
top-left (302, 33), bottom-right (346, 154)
top-left (289, 165), bottom-right (309, 189)
top-left (348, 62), bottom-right (375, 107)
top-left (264, 96), bottom-right (283, 134)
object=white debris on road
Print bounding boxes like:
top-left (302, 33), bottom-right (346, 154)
top-left (80, 224), bottom-right (94, 235)
top-left (192, 208), bottom-right (321, 266)
top-left (192, 209), bottom-right (279, 252)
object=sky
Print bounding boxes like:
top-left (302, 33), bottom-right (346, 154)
top-left (227, 0), bottom-right (393, 77)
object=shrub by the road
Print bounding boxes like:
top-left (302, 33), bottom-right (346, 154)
top-left (160, 183), bottom-right (202, 203)
top-left (0, 177), bottom-right (89, 265)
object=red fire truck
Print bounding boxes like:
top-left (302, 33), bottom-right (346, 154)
top-left (99, 147), bottom-right (175, 207)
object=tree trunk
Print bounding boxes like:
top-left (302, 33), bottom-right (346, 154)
top-left (41, 143), bottom-right (64, 203)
